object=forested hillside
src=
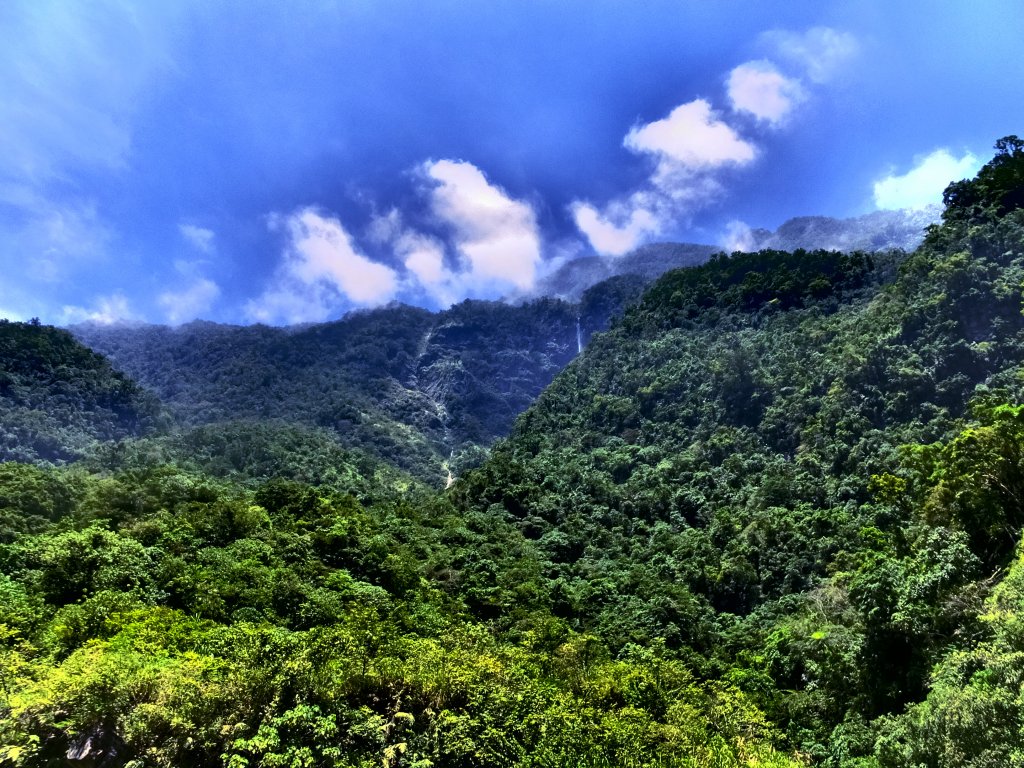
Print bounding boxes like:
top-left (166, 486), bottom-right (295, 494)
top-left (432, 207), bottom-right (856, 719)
top-left (0, 139), bottom-right (1023, 767)
top-left (73, 288), bottom-right (659, 486)
top-left (449, 135), bottom-right (1024, 762)
top-left (0, 321), bottom-right (163, 464)
top-left (74, 299), bottom-right (584, 485)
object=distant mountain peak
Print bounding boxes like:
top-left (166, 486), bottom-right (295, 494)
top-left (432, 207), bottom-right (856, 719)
top-left (530, 207), bottom-right (940, 304)
top-left (735, 205), bottom-right (942, 254)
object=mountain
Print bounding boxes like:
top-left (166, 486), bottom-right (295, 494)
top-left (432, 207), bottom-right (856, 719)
top-left (1, 139), bottom-right (1023, 767)
top-left (533, 207), bottom-right (938, 305)
top-left (0, 319), bottom-right (164, 463)
top-left (534, 241), bottom-right (718, 300)
top-left (741, 205), bottom-right (942, 253)
top-left (448, 141), bottom-right (1024, 760)
top-left (73, 298), bottom-right (589, 484)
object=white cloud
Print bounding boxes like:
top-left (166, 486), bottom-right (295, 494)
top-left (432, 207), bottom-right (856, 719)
top-left (59, 293), bottom-right (138, 326)
top-left (624, 99), bottom-right (756, 175)
top-left (422, 159), bottom-right (542, 292)
top-left (0, 187), bottom-right (113, 286)
top-left (573, 100), bottom-right (754, 256)
top-left (0, 307), bottom-right (27, 322)
top-left (396, 231), bottom-right (462, 304)
top-left (0, 3), bottom-right (180, 326)
top-left (158, 277), bottom-right (220, 325)
top-left (873, 149), bottom-right (982, 210)
top-left (246, 208), bottom-right (398, 324)
top-left (179, 224), bottom-right (215, 254)
top-left (721, 220), bottom-right (758, 252)
top-left (284, 210), bottom-right (398, 305)
top-left (763, 26), bottom-right (858, 84)
top-left (401, 236), bottom-right (447, 286)
top-left (727, 61), bottom-right (804, 125)
top-left (571, 27), bottom-right (858, 257)
top-left (367, 208), bottom-right (403, 244)
top-left (245, 284), bottom-right (333, 326)
top-left (571, 200), bottom-right (661, 257)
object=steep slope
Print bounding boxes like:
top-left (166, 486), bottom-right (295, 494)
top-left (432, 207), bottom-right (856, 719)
top-left (0, 320), bottom-right (163, 463)
top-left (450, 141), bottom-right (1024, 759)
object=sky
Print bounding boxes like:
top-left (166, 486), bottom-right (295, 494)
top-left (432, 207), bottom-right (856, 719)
top-left (1, 1), bottom-right (1023, 326)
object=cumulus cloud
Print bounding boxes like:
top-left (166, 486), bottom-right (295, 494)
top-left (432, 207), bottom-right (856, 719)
top-left (573, 100), bottom-right (754, 256)
top-left (763, 26), bottom-right (858, 84)
top-left (59, 293), bottom-right (138, 326)
top-left (571, 199), bottom-right (661, 257)
top-left (179, 223), bottom-right (215, 254)
top-left (624, 99), bottom-right (757, 175)
top-left (422, 159), bottom-right (542, 292)
top-left (158, 277), bottom-right (220, 325)
top-left (873, 149), bottom-right (982, 210)
top-left (727, 61), bottom-right (804, 125)
top-left (246, 208), bottom-right (398, 324)
top-left (571, 27), bottom-right (857, 256)
top-left (395, 231), bottom-right (461, 305)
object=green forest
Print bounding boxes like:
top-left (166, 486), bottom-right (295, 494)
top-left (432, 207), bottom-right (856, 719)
top-left (0, 138), bottom-right (1023, 767)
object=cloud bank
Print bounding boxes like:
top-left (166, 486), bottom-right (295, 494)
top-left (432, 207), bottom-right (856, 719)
top-left (159, 277), bottom-right (220, 325)
top-left (60, 293), bottom-right (138, 326)
top-left (246, 160), bottom-right (544, 323)
top-left (247, 209), bottom-right (399, 324)
top-left (873, 149), bottom-right (981, 210)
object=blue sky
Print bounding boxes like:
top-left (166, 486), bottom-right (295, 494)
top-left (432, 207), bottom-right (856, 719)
top-left (2, 1), bottom-right (1022, 325)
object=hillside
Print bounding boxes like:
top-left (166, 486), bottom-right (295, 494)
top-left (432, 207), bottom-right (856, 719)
top-left (448, 137), bottom-right (1024, 761)
top-left (0, 139), bottom-right (1023, 767)
top-left (0, 320), bottom-right (164, 463)
top-left (73, 299), bottom-right (584, 484)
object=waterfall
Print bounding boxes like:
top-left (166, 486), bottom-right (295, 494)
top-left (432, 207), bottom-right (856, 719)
top-left (576, 316), bottom-right (583, 354)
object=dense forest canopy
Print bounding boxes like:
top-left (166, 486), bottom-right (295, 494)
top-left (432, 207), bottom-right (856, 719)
top-left (0, 321), bottom-right (163, 465)
top-left (72, 295), bottom-right (634, 486)
top-left (0, 140), bottom-right (1023, 766)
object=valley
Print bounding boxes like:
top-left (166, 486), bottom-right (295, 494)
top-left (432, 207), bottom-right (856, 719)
top-left (0, 141), bottom-right (1022, 767)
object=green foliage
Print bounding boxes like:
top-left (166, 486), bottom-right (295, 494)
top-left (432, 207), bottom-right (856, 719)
top-left (0, 464), bottom-right (801, 767)
top-left (871, 544), bottom-right (1024, 768)
top-left (73, 298), bottom-right (592, 486)
top-left (0, 321), bottom-right (164, 463)
top-left (447, 145), bottom-right (1024, 761)
top-left (6, 140), bottom-right (1024, 767)
top-left (941, 135), bottom-right (1024, 227)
